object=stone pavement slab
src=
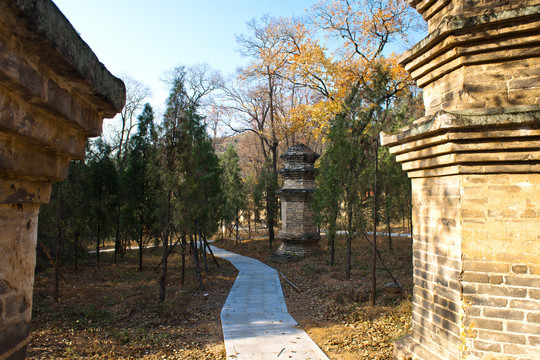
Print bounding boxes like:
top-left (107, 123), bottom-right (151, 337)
top-left (210, 245), bottom-right (330, 360)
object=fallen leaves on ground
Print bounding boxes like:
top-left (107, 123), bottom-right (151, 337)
top-left (30, 229), bottom-right (412, 359)
top-left (219, 229), bottom-right (413, 360)
top-left (29, 249), bottom-right (235, 359)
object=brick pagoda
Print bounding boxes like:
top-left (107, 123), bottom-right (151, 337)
top-left (276, 144), bottom-right (321, 257)
top-left (381, 1), bottom-right (540, 359)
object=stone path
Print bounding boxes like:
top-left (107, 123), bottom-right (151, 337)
top-left (210, 245), bottom-right (330, 360)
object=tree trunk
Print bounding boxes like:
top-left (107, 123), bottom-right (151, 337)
top-left (201, 229), bottom-right (208, 273)
top-left (247, 209), bottom-right (252, 239)
top-left (385, 195), bottom-right (393, 251)
top-left (329, 212), bottom-right (337, 267)
top-left (191, 236), bottom-right (204, 291)
top-left (159, 191), bottom-right (171, 302)
top-left (114, 207), bottom-right (120, 264)
top-left (371, 129), bottom-right (380, 306)
top-left (346, 204), bottom-right (353, 280)
top-left (362, 232), bottom-right (403, 293)
top-left (96, 221), bottom-right (101, 264)
top-left (138, 223), bottom-right (144, 272)
top-left (73, 231), bottom-right (79, 272)
top-left (267, 210), bottom-right (275, 248)
top-left (203, 234), bottom-right (220, 268)
top-left (266, 65), bottom-right (278, 248)
top-left (266, 142), bottom-right (277, 248)
top-left (235, 215), bottom-right (240, 244)
top-left (181, 233), bottom-right (186, 287)
top-left (54, 225), bottom-right (63, 303)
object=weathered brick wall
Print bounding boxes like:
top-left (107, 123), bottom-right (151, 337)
top-left (461, 174), bottom-right (540, 359)
top-left (277, 144), bottom-right (320, 256)
top-left (0, 205), bottom-right (39, 360)
top-left (381, 1), bottom-right (539, 358)
top-left (282, 199), bottom-right (302, 233)
top-left (410, 176), bottom-right (462, 360)
top-left (423, 58), bottom-right (540, 116)
top-left (384, 112), bottom-right (540, 360)
top-left (406, 172), bottom-right (540, 359)
top-left (280, 194), bottom-right (318, 235)
top-left (383, 117), bottom-right (540, 360)
top-left (405, 1), bottom-right (540, 117)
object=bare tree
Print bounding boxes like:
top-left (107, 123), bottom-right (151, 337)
top-left (164, 64), bottom-right (224, 111)
top-left (115, 75), bottom-right (151, 166)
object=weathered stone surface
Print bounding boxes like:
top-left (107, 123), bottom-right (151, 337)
top-left (276, 144), bottom-right (321, 257)
top-left (0, 1), bottom-right (125, 358)
top-left (0, 320), bottom-right (29, 360)
top-left (386, 117), bottom-right (540, 360)
top-left (400, 2), bottom-right (540, 116)
top-left (383, 1), bottom-right (540, 359)
top-left (0, 0), bottom-right (125, 116)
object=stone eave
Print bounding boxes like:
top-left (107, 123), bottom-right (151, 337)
top-left (380, 107), bottom-right (540, 148)
top-left (380, 109), bottom-right (540, 178)
top-left (276, 188), bottom-right (316, 195)
top-left (2, 0), bottom-right (126, 116)
top-left (398, 5), bottom-right (540, 69)
top-left (408, 25), bottom-right (540, 87)
top-left (279, 166), bottom-right (318, 174)
top-left (409, 0), bottom-right (452, 23)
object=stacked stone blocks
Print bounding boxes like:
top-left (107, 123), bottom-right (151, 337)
top-left (276, 144), bottom-right (321, 257)
top-left (381, 0), bottom-right (539, 359)
top-left (0, 1), bottom-right (125, 359)
top-left (384, 112), bottom-right (540, 360)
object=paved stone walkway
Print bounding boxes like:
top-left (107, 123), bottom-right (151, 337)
top-left (210, 245), bottom-right (330, 360)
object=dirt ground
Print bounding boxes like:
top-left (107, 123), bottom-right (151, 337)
top-left (29, 230), bottom-right (412, 359)
top-left (29, 246), bottom-right (236, 360)
top-left (218, 231), bottom-right (413, 360)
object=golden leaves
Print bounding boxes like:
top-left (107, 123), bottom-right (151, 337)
top-left (235, 0), bottom-right (416, 141)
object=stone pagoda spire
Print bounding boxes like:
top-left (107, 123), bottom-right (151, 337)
top-left (276, 144), bottom-right (320, 257)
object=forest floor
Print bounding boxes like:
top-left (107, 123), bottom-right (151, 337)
top-left (29, 229), bottom-right (412, 359)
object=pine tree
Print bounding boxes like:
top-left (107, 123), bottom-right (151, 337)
top-left (220, 144), bottom-right (245, 244)
top-left (158, 66), bottom-right (223, 299)
top-left (86, 138), bottom-right (119, 264)
top-left (124, 103), bottom-right (158, 271)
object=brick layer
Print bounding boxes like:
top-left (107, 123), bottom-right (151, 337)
top-left (395, 173), bottom-right (539, 360)
top-left (404, 176), bottom-right (462, 360)
top-left (460, 174), bottom-right (540, 359)
top-left (277, 145), bottom-right (320, 257)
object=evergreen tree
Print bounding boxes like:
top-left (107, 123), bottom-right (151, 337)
top-left (124, 103), bottom-right (158, 271)
top-left (258, 158), bottom-right (278, 248)
top-left (313, 110), bottom-right (370, 273)
top-left (158, 66), bottom-right (222, 299)
top-left (86, 138), bottom-right (119, 263)
top-left (314, 58), bottom-right (415, 299)
top-left (220, 144), bottom-right (245, 244)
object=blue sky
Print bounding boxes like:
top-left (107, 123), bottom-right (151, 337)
top-left (53, 0), bottom-right (316, 115)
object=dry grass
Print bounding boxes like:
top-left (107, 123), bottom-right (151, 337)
top-left (29, 247), bottom-right (237, 359)
top-left (30, 228), bottom-right (412, 359)
top-left (218, 229), bottom-right (413, 360)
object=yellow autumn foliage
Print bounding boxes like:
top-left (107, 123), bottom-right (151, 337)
top-left (236, 0), bottom-right (416, 141)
